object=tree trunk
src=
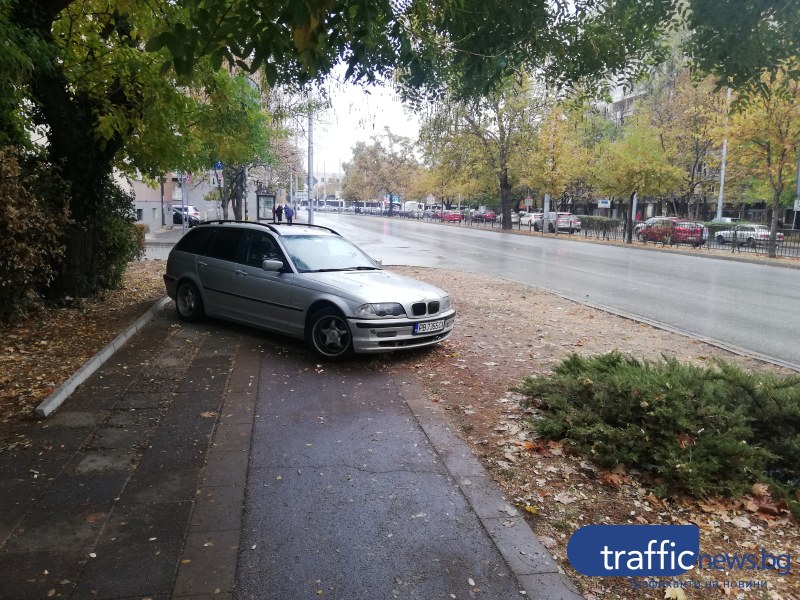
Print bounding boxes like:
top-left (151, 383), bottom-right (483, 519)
top-left (767, 190), bottom-right (782, 258)
top-left (15, 1), bottom-right (131, 298)
top-left (625, 190), bottom-right (636, 243)
top-left (498, 168), bottom-right (512, 230)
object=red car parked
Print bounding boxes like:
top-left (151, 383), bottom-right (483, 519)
top-left (442, 210), bottom-right (463, 222)
top-left (638, 219), bottom-right (707, 247)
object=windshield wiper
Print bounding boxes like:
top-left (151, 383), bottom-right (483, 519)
top-left (310, 266), bottom-right (381, 272)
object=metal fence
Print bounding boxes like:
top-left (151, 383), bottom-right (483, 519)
top-left (322, 208), bottom-right (800, 259)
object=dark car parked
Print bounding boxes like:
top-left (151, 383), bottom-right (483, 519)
top-left (173, 205), bottom-right (201, 227)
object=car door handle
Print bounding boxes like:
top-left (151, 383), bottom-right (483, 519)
top-left (235, 269), bottom-right (248, 276)
top-left (197, 261), bottom-right (208, 268)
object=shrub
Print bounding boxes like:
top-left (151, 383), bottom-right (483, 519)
top-left (514, 352), bottom-right (800, 503)
top-left (0, 149), bottom-right (70, 321)
top-left (96, 181), bottom-right (143, 289)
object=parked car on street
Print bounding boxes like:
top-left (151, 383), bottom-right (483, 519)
top-left (172, 205), bottom-right (202, 227)
top-left (163, 222), bottom-right (456, 360)
top-left (634, 216), bottom-right (677, 235)
top-left (533, 212), bottom-right (581, 232)
top-left (496, 211), bottom-right (520, 225)
top-left (638, 219), bottom-right (707, 247)
top-left (519, 212), bottom-right (542, 227)
top-left (442, 210), bottom-right (463, 222)
top-left (711, 216), bottom-right (740, 224)
top-left (715, 224), bottom-right (784, 247)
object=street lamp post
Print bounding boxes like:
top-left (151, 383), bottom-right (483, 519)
top-left (307, 105), bottom-right (314, 225)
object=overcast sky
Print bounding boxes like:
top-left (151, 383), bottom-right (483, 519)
top-left (309, 78), bottom-right (420, 176)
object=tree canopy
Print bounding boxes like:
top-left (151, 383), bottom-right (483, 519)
top-left (150, 0), bottom-right (800, 99)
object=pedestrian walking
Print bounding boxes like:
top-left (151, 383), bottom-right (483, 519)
top-left (284, 203), bottom-right (294, 225)
top-left (276, 204), bottom-right (283, 224)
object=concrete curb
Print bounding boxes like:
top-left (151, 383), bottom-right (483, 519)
top-left (34, 296), bottom-right (172, 418)
top-left (396, 373), bottom-right (583, 599)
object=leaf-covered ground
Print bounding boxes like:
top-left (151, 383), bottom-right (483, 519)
top-left (0, 260), bottom-right (166, 427)
top-left (0, 259), bottom-right (797, 598)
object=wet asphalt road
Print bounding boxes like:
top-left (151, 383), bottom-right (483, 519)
top-left (309, 213), bottom-right (800, 371)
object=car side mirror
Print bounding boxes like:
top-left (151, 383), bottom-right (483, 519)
top-left (262, 259), bottom-right (285, 272)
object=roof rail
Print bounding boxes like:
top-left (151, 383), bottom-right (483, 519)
top-left (199, 220), bottom-right (340, 236)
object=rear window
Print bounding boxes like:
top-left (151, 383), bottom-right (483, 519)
top-left (173, 227), bottom-right (214, 255)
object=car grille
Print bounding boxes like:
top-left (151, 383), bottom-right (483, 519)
top-left (411, 301), bottom-right (440, 316)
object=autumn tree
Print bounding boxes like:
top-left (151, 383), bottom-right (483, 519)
top-left (419, 78), bottom-right (544, 228)
top-left (417, 115), bottom-right (497, 209)
top-left (726, 69), bottom-right (800, 258)
top-left (341, 130), bottom-right (420, 209)
top-left (514, 101), bottom-right (603, 214)
top-left (594, 115), bottom-right (684, 242)
top-left (639, 66), bottom-right (725, 219)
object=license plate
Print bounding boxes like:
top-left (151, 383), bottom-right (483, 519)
top-left (414, 320), bottom-right (445, 334)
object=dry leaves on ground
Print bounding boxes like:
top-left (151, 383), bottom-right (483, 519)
top-left (0, 260), bottom-right (166, 428)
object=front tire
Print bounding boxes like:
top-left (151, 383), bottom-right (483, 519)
top-left (176, 280), bottom-right (204, 322)
top-left (716, 234), bottom-right (725, 244)
top-left (308, 308), bottom-right (353, 361)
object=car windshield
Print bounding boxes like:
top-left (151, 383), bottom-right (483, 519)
top-left (280, 235), bottom-right (382, 273)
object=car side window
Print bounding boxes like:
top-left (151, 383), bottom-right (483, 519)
top-left (244, 233), bottom-right (283, 268)
top-left (206, 228), bottom-right (247, 262)
top-left (173, 227), bottom-right (214, 254)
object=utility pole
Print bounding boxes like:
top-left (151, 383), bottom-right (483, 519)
top-left (307, 105), bottom-right (314, 225)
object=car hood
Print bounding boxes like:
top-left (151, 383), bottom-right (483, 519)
top-left (300, 270), bottom-right (447, 304)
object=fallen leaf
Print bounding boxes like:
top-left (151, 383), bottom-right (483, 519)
top-left (664, 589), bottom-right (686, 600)
top-left (730, 516), bottom-right (751, 529)
top-left (599, 472), bottom-right (624, 487)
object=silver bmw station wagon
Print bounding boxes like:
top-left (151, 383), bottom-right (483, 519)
top-left (163, 221), bottom-right (456, 360)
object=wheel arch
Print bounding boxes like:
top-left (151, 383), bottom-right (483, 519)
top-left (305, 298), bottom-right (350, 329)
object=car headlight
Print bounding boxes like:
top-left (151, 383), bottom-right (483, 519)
top-left (355, 303), bottom-right (407, 318)
top-left (440, 296), bottom-right (452, 312)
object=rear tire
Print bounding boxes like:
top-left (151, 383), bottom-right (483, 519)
top-left (308, 307), bottom-right (353, 361)
top-left (716, 234), bottom-right (725, 244)
top-left (176, 280), bottom-right (204, 322)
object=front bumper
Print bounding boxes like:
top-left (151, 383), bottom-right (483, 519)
top-left (349, 311), bottom-right (456, 353)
